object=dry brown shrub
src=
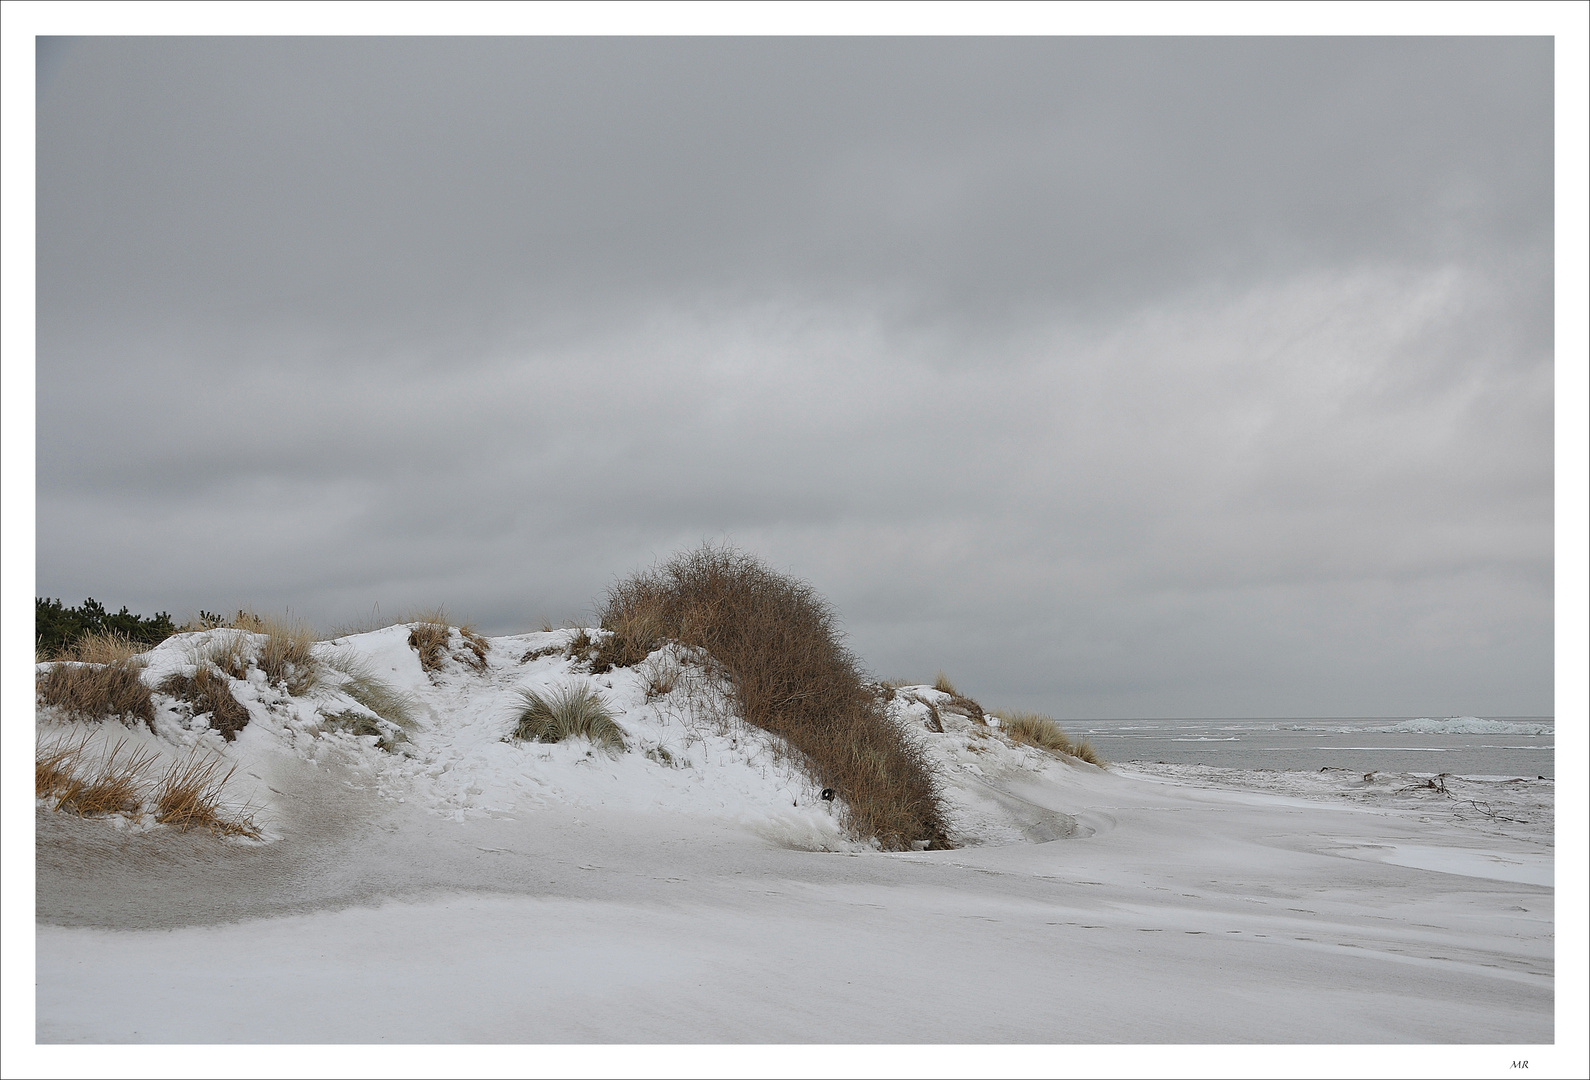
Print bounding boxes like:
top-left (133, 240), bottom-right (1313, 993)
top-left (53, 739), bottom-right (157, 817)
top-left (36, 657), bottom-right (156, 728)
top-left (932, 671), bottom-right (960, 696)
top-left (600, 545), bottom-right (947, 850)
top-left (154, 754), bottom-right (261, 837)
top-left (159, 667), bottom-right (251, 741)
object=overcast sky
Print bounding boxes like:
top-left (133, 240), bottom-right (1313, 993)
top-left (33, 35), bottom-right (1555, 718)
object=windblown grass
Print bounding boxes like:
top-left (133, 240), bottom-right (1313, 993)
top-left (36, 732), bottom-right (91, 799)
top-left (158, 666), bottom-right (251, 741)
top-left (36, 640), bottom-right (156, 728)
top-left (322, 651), bottom-right (419, 728)
top-left (598, 544), bottom-right (947, 850)
top-left (52, 739), bottom-right (158, 817)
top-left (509, 683), bottom-right (627, 751)
top-left (154, 754), bottom-right (261, 837)
top-left (317, 651), bottom-right (419, 751)
top-left (37, 733), bottom-right (260, 836)
top-left (996, 710), bottom-right (1103, 765)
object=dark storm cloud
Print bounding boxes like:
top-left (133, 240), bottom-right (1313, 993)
top-left (34, 36), bottom-right (1554, 717)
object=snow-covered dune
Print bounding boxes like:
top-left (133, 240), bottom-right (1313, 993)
top-left (35, 627), bottom-right (1553, 1043)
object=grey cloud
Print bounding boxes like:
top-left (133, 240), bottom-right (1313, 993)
top-left (35, 37), bottom-right (1554, 718)
top-left (39, 37), bottom-right (1550, 341)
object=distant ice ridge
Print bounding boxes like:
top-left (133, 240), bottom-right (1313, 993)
top-left (1373, 717), bottom-right (1553, 736)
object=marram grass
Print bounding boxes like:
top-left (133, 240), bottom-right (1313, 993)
top-left (510, 683), bottom-right (627, 751)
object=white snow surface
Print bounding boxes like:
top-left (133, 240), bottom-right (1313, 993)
top-left (1372, 716), bottom-right (1554, 735)
top-left (34, 628), bottom-right (1554, 1043)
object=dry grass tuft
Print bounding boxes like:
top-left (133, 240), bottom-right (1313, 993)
top-left (195, 632), bottom-right (254, 680)
top-left (510, 683), bottom-right (627, 751)
top-left (158, 666), bottom-right (251, 741)
top-left (36, 732), bottom-right (92, 798)
top-left (459, 626), bottom-right (491, 671)
top-left (589, 608), bottom-right (670, 673)
top-left (320, 708), bottom-right (406, 750)
top-left (639, 653), bottom-right (682, 699)
top-left (407, 610), bottom-right (453, 673)
top-left (644, 744), bottom-right (681, 768)
top-left (927, 672), bottom-right (987, 725)
top-left (254, 615), bottom-right (320, 694)
top-left (60, 632), bottom-right (145, 665)
top-left (996, 710), bottom-right (1103, 765)
top-left (36, 653), bottom-right (156, 728)
top-left (406, 610), bottom-right (490, 674)
top-left (154, 754), bottom-right (261, 837)
top-left (52, 739), bottom-right (158, 817)
top-left (562, 627), bottom-right (599, 667)
top-left (599, 544), bottom-right (947, 850)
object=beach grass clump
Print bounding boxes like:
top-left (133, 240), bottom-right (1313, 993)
top-left (36, 732), bottom-right (92, 799)
top-left (254, 615), bottom-right (320, 694)
top-left (158, 666), bottom-right (252, 741)
top-left (406, 609), bottom-right (489, 674)
top-left (318, 651), bottom-right (419, 751)
top-left (195, 631), bottom-right (254, 681)
top-left (408, 611), bottom-right (452, 673)
top-left (51, 739), bottom-right (158, 817)
top-left (996, 710), bottom-right (1102, 765)
top-left (598, 544), bottom-right (947, 850)
top-left (181, 614), bottom-right (321, 694)
top-left (322, 652), bottom-right (419, 729)
top-left (510, 683), bottom-right (627, 751)
top-left (925, 672), bottom-right (987, 725)
top-left (36, 637), bottom-right (156, 728)
top-left (153, 754), bottom-right (261, 837)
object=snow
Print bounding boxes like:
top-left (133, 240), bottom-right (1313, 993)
top-left (1371, 716), bottom-right (1554, 735)
top-left (31, 628), bottom-right (1557, 1049)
